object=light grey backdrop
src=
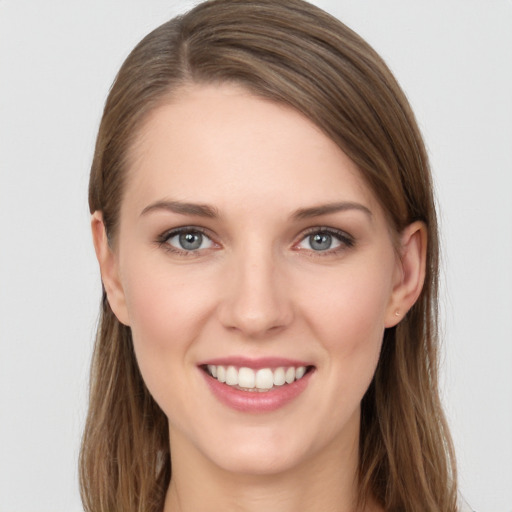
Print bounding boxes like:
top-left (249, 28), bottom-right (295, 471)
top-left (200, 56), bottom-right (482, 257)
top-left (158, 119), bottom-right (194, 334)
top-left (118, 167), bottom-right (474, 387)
top-left (1, 1), bottom-right (511, 511)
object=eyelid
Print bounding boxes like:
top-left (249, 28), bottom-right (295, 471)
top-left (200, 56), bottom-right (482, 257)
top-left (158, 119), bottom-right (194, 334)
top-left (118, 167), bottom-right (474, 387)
top-left (155, 225), bottom-right (354, 257)
top-left (156, 225), bottom-right (220, 255)
top-left (293, 226), bottom-right (355, 254)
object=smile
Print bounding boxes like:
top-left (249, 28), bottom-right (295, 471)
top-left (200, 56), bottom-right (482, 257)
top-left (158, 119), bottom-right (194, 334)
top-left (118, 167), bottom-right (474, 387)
top-left (204, 364), bottom-right (310, 392)
top-left (199, 358), bottom-right (315, 412)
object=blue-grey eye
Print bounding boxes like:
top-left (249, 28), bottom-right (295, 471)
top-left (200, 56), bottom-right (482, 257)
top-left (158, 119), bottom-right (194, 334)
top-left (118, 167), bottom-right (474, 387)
top-left (297, 230), bottom-right (347, 252)
top-left (309, 232), bottom-right (334, 251)
top-left (166, 230), bottom-right (214, 251)
top-left (179, 232), bottom-right (203, 250)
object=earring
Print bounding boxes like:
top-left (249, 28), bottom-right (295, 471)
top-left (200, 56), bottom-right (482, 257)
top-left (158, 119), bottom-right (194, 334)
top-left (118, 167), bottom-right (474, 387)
top-left (394, 310), bottom-right (400, 317)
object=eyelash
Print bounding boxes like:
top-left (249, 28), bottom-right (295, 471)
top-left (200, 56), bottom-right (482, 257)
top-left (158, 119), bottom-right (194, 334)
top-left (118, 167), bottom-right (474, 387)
top-left (155, 226), bottom-right (355, 257)
top-left (294, 227), bottom-right (355, 257)
top-left (156, 226), bottom-right (217, 257)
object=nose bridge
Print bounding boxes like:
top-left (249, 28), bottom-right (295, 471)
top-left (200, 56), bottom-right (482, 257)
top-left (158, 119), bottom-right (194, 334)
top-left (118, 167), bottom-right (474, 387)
top-left (218, 240), bottom-right (292, 337)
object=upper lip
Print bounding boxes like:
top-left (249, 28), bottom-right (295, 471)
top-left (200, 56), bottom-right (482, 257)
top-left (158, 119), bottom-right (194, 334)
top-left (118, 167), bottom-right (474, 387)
top-left (197, 356), bottom-right (313, 370)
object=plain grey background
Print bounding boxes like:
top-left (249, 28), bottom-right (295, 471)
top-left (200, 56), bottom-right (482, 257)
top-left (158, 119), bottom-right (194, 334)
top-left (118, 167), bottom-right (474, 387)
top-left (1, 1), bottom-right (511, 511)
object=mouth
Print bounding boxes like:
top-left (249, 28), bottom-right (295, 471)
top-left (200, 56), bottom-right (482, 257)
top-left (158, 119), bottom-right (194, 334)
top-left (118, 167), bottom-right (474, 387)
top-left (201, 364), bottom-right (315, 392)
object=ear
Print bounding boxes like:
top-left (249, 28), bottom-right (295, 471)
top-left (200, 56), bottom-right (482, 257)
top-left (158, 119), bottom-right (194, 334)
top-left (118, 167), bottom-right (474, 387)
top-left (385, 221), bottom-right (427, 328)
top-left (91, 211), bottom-right (130, 326)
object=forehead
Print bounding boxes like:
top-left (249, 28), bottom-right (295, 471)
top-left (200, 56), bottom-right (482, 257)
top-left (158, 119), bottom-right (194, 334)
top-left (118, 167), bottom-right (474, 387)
top-left (123, 83), bottom-right (380, 218)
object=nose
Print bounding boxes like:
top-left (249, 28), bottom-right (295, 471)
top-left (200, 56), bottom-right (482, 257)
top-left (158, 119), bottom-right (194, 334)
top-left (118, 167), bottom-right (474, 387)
top-left (217, 247), bottom-right (294, 338)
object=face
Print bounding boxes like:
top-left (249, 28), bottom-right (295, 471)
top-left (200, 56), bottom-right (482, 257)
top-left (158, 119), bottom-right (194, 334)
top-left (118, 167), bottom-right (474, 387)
top-left (95, 84), bottom-right (421, 477)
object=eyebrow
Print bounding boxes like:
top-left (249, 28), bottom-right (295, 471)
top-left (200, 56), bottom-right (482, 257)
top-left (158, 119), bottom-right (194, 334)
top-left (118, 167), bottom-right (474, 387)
top-left (292, 202), bottom-right (372, 220)
top-left (140, 200), bottom-right (219, 218)
top-left (140, 199), bottom-right (371, 221)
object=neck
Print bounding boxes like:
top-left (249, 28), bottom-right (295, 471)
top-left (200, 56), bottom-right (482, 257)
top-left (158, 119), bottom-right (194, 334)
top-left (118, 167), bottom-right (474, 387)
top-left (163, 427), bottom-right (374, 512)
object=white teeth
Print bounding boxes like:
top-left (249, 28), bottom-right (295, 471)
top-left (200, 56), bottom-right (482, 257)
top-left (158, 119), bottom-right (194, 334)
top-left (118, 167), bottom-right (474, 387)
top-left (206, 364), bottom-right (308, 391)
top-left (285, 367), bottom-right (296, 384)
top-left (255, 368), bottom-right (274, 390)
top-left (226, 366), bottom-right (238, 386)
top-left (295, 366), bottom-right (306, 379)
top-left (238, 367), bottom-right (255, 388)
top-left (216, 365), bottom-right (226, 383)
top-left (273, 367), bottom-right (286, 386)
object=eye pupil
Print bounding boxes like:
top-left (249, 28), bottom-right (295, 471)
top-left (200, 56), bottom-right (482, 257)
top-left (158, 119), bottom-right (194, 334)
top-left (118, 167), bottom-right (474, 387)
top-left (179, 232), bottom-right (202, 250)
top-left (310, 233), bottom-right (332, 251)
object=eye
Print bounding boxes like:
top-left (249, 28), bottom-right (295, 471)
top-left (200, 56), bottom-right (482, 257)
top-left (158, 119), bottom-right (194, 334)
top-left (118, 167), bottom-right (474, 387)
top-left (159, 227), bottom-right (215, 253)
top-left (296, 228), bottom-right (354, 253)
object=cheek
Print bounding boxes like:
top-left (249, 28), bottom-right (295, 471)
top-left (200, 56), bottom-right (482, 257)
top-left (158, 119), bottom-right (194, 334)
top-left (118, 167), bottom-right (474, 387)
top-left (126, 272), bottom-right (179, 352)
top-left (309, 270), bottom-right (391, 340)
top-left (123, 259), bottom-right (209, 345)
top-left (120, 259), bottom-right (215, 404)
top-left (299, 257), bottom-right (395, 379)
top-left (283, 261), bottom-right (395, 450)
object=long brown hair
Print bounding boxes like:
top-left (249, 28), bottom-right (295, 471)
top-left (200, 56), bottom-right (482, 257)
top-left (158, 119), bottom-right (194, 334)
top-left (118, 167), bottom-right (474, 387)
top-left (81, 1), bottom-right (457, 510)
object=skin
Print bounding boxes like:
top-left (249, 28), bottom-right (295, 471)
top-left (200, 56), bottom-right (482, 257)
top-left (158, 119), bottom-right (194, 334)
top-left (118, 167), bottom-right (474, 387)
top-left (92, 84), bottom-right (426, 512)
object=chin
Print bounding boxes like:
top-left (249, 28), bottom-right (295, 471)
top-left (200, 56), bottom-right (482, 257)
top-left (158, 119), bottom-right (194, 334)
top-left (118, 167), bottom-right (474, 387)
top-left (211, 440), bottom-right (308, 477)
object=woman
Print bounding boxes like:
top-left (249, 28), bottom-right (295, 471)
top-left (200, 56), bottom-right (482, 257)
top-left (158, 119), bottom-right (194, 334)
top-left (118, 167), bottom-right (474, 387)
top-left (80, 0), bottom-right (461, 510)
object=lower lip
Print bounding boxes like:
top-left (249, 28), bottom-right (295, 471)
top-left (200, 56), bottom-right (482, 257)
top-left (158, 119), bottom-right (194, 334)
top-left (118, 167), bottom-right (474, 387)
top-left (201, 369), bottom-right (313, 413)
